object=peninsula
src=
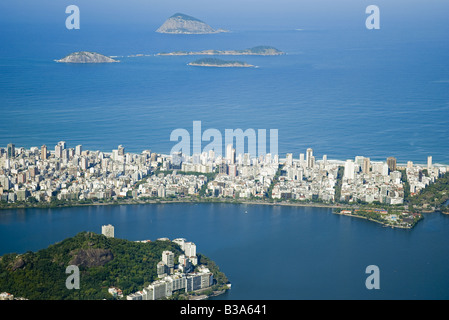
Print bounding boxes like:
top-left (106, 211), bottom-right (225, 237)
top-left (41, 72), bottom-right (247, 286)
top-left (0, 229), bottom-right (230, 300)
top-left (158, 46), bottom-right (285, 56)
top-left (188, 58), bottom-right (255, 68)
top-left (55, 52), bottom-right (119, 64)
top-left (156, 13), bottom-right (228, 34)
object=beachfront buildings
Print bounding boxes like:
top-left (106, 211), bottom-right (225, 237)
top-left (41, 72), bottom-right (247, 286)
top-left (340, 157), bottom-right (405, 204)
top-left (0, 143), bottom-right (447, 207)
top-left (0, 142), bottom-right (156, 204)
top-left (271, 151), bottom-right (338, 202)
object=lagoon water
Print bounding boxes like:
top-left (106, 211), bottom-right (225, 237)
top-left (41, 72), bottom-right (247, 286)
top-left (1, 203), bottom-right (449, 300)
top-left (1, 2), bottom-right (449, 300)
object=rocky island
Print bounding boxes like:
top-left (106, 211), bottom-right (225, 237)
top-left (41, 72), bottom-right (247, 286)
top-left (55, 52), bottom-right (119, 64)
top-left (156, 13), bottom-right (228, 34)
top-left (158, 45), bottom-right (285, 56)
top-left (188, 58), bottom-right (256, 68)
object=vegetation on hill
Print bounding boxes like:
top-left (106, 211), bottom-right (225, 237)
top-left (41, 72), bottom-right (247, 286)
top-left (0, 232), bottom-right (226, 300)
top-left (407, 171), bottom-right (449, 212)
top-left (170, 13), bottom-right (203, 22)
top-left (246, 46), bottom-right (283, 54)
top-left (190, 58), bottom-right (248, 66)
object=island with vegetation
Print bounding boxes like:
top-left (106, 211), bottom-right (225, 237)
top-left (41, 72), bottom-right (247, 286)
top-left (156, 13), bottom-right (228, 34)
top-left (0, 231), bottom-right (230, 300)
top-left (55, 52), bottom-right (119, 64)
top-left (188, 58), bottom-right (256, 68)
top-left (158, 46), bottom-right (285, 56)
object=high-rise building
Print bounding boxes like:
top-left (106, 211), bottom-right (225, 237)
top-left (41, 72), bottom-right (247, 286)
top-left (101, 224), bottom-right (114, 238)
top-left (171, 151), bottom-right (182, 169)
top-left (362, 157), bottom-right (371, 174)
top-left (322, 155), bottom-right (328, 168)
top-left (228, 164), bottom-right (237, 177)
top-left (7, 143), bottom-right (15, 159)
top-left (75, 145), bottom-right (82, 156)
top-left (118, 145), bottom-right (125, 156)
top-left (230, 148), bottom-right (236, 165)
top-left (306, 148), bottom-right (313, 169)
top-left (427, 156), bottom-right (432, 171)
top-left (173, 238), bottom-right (186, 251)
top-left (162, 251), bottom-right (174, 268)
top-left (407, 161), bottom-right (413, 169)
top-left (344, 160), bottom-right (355, 180)
top-left (208, 149), bottom-right (215, 161)
top-left (218, 162), bottom-right (227, 174)
top-left (0, 175), bottom-right (10, 190)
top-left (184, 242), bottom-right (196, 257)
top-left (58, 141), bottom-right (67, 149)
top-left (286, 153), bottom-right (293, 166)
top-left (55, 144), bottom-right (63, 159)
top-left (80, 157), bottom-right (88, 170)
top-left (382, 163), bottom-right (389, 176)
top-left (299, 153), bottom-right (305, 168)
top-left (387, 157), bottom-right (397, 172)
top-left (265, 153), bottom-right (272, 164)
top-left (226, 144), bottom-right (233, 162)
top-left (41, 145), bottom-right (48, 160)
top-left (62, 148), bottom-right (70, 161)
top-left (157, 262), bottom-right (168, 278)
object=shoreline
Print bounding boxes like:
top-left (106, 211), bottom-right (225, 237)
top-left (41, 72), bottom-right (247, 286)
top-left (0, 198), bottom-right (442, 231)
top-left (0, 196), bottom-right (440, 213)
top-left (0, 197), bottom-right (348, 211)
top-left (332, 211), bottom-right (414, 229)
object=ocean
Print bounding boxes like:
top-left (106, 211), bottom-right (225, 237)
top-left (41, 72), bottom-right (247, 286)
top-left (1, 22), bottom-right (448, 163)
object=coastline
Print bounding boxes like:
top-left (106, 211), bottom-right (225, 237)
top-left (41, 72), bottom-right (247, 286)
top-left (0, 196), bottom-right (434, 213)
top-left (0, 196), bottom-right (345, 211)
top-left (332, 211), bottom-right (414, 229)
top-left (187, 63), bottom-right (255, 68)
top-left (158, 51), bottom-right (284, 56)
top-left (1, 196), bottom-right (434, 230)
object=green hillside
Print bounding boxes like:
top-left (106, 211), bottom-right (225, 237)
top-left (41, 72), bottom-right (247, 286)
top-left (0, 232), bottom-right (188, 300)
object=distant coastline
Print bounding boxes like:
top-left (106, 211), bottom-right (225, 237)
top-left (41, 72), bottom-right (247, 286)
top-left (158, 46), bottom-right (285, 57)
top-left (188, 58), bottom-right (256, 68)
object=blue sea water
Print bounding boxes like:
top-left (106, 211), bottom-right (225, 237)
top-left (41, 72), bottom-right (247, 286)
top-left (0, 20), bottom-right (448, 163)
top-left (1, 2), bottom-right (449, 300)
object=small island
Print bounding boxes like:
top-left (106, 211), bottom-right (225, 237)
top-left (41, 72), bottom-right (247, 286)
top-left (156, 13), bottom-right (228, 34)
top-left (55, 52), bottom-right (119, 64)
top-left (158, 46), bottom-right (285, 56)
top-left (188, 58), bottom-right (256, 68)
top-left (0, 229), bottom-right (230, 300)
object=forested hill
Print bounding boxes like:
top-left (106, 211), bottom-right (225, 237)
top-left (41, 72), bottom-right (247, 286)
top-left (0, 232), bottom-right (184, 300)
